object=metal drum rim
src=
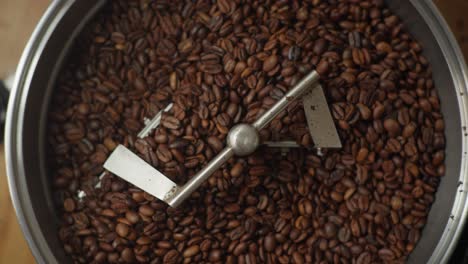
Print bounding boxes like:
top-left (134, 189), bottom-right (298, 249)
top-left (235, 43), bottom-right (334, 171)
top-left (5, 1), bottom-right (468, 263)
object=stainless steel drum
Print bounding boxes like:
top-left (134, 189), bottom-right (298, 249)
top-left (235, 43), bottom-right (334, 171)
top-left (6, 1), bottom-right (468, 263)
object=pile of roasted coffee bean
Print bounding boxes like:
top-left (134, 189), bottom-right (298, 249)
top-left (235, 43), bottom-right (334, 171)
top-left (48, 0), bottom-right (446, 263)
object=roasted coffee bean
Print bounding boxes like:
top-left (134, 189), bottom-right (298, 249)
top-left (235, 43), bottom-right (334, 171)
top-left (224, 203), bottom-right (241, 213)
top-left (161, 115), bottom-right (181, 130)
top-left (324, 222), bottom-right (338, 238)
top-left (384, 119), bottom-right (401, 136)
top-left (378, 248), bottom-right (396, 261)
top-left (183, 245), bottom-right (200, 258)
top-left (338, 227), bottom-right (351, 243)
top-left (63, 198), bottom-right (75, 212)
top-left (264, 234), bottom-right (276, 252)
top-left (51, 1), bottom-right (445, 263)
top-left (263, 55), bottom-right (278, 72)
top-left (292, 252), bottom-right (305, 264)
top-left (207, 136), bottom-right (223, 152)
top-left (391, 196), bottom-right (403, 210)
top-left (357, 252), bottom-right (372, 264)
top-left (161, 249), bottom-right (179, 263)
top-left (316, 60), bottom-right (329, 76)
top-left (138, 205), bottom-right (154, 217)
top-left (288, 46), bottom-right (301, 61)
top-left (125, 211), bottom-right (139, 224)
top-left (156, 145), bottom-right (172, 163)
top-left (356, 148), bottom-right (369, 163)
top-left (64, 126), bottom-right (84, 142)
top-left (230, 162), bottom-right (244, 177)
top-left (403, 123), bottom-right (417, 138)
top-left (116, 223), bottom-right (130, 237)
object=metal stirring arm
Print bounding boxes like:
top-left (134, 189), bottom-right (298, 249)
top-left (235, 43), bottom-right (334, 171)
top-left (164, 71), bottom-right (320, 207)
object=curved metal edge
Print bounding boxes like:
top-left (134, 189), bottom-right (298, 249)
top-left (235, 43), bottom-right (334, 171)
top-left (37, 0), bottom-right (105, 219)
top-left (415, 1), bottom-right (468, 263)
top-left (5, 0), bottom-right (105, 263)
top-left (6, 2), bottom-right (71, 263)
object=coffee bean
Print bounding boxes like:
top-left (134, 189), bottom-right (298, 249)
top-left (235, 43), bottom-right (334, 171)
top-left (183, 245), bottom-right (200, 258)
top-left (263, 55), bottom-right (278, 72)
top-left (134, 77), bottom-right (147, 91)
top-left (125, 211), bottom-right (139, 224)
top-left (64, 126), bottom-right (84, 142)
top-left (324, 222), bottom-right (337, 238)
top-left (111, 32), bottom-right (125, 44)
top-left (435, 119), bottom-right (445, 132)
top-left (178, 39), bottom-right (194, 54)
top-left (156, 145), bottom-right (172, 163)
top-left (292, 252), bottom-right (304, 264)
top-left (356, 165), bottom-right (369, 185)
top-left (386, 138), bottom-right (402, 153)
top-left (357, 103), bottom-right (371, 120)
top-left (403, 123), bottom-right (417, 138)
top-left (217, 113), bottom-right (231, 128)
top-left (230, 162), bottom-right (244, 177)
top-left (94, 252), bottom-right (106, 263)
top-left (63, 198), bottom-right (75, 212)
top-left (208, 249), bottom-right (222, 262)
top-left (264, 234), bottom-right (276, 252)
top-left (217, 0), bottom-right (231, 14)
top-left (207, 136), bottom-right (223, 152)
top-left (316, 60), bottom-right (329, 76)
top-left (161, 115), bottom-right (181, 130)
top-left (419, 98), bottom-right (432, 112)
top-left (314, 39), bottom-right (328, 55)
top-left (76, 103), bottom-right (90, 115)
top-left (357, 252), bottom-right (372, 264)
top-left (116, 223), bottom-right (129, 237)
top-left (356, 148), bottom-right (369, 163)
top-left (288, 46), bottom-right (301, 61)
top-left (432, 151), bottom-right (445, 166)
top-left (378, 248), bottom-right (395, 260)
top-left (200, 63), bottom-right (223, 74)
top-left (163, 249), bottom-right (180, 264)
top-left (233, 242), bottom-right (247, 256)
top-left (121, 248), bottom-right (135, 263)
top-left (338, 227), bottom-right (351, 243)
top-left (376, 42), bottom-right (392, 54)
top-left (384, 119), bottom-right (401, 136)
top-left (139, 205), bottom-right (154, 217)
top-left (373, 103), bottom-right (385, 119)
top-left (72, 213), bottom-right (89, 230)
top-left (224, 203), bottom-right (241, 213)
top-left (391, 196), bottom-right (403, 210)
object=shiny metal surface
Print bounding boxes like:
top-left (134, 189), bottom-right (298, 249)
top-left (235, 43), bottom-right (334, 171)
top-left (5, 0), bottom-right (468, 263)
top-left (103, 145), bottom-right (179, 202)
top-left (253, 70), bottom-right (319, 130)
top-left (263, 141), bottom-right (301, 148)
top-left (95, 102), bottom-right (173, 190)
top-left (303, 84), bottom-right (342, 149)
top-left (138, 103), bottom-right (173, 138)
top-left (227, 124), bottom-right (260, 156)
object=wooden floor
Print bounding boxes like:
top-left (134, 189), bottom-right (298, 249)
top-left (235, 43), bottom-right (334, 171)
top-left (0, 1), bottom-right (467, 263)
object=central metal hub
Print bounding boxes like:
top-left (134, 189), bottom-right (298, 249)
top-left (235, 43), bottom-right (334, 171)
top-left (227, 124), bottom-right (260, 156)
